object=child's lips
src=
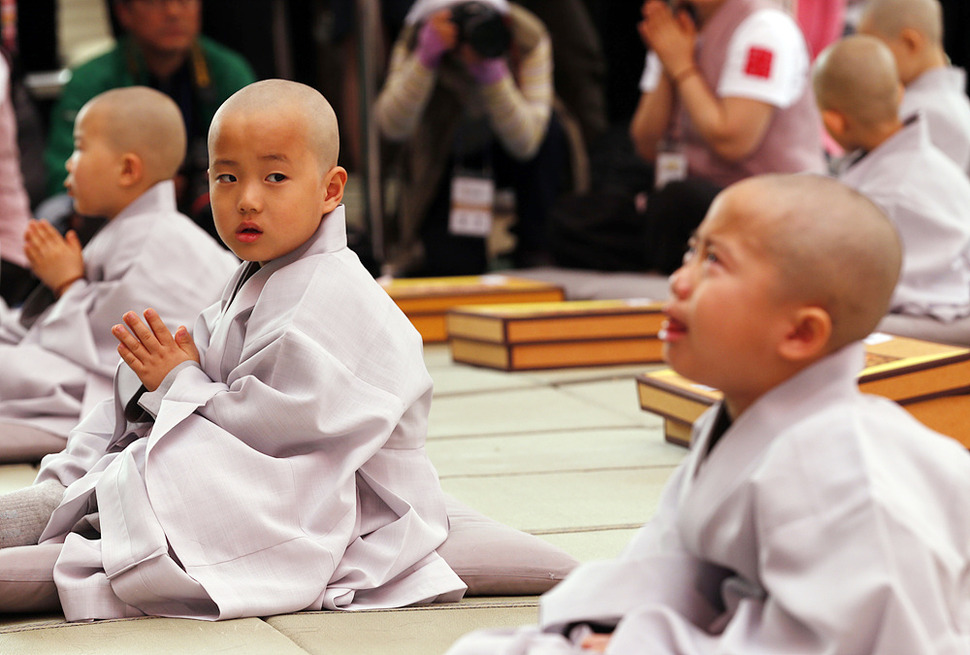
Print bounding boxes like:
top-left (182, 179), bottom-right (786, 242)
top-left (236, 223), bottom-right (263, 243)
top-left (659, 313), bottom-right (688, 342)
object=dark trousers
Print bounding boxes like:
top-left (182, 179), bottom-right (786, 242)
top-left (548, 174), bottom-right (722, 275)
top-left (415, 115), bottom-right (569, 277)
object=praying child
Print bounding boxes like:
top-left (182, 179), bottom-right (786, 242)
top-left (0, 80), bottom-right (465, 620)
top-left (447, 173), bottom-right (970, 654)
top-left (0, 86), bottom-right (236, 463)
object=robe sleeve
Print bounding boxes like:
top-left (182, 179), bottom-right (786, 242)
top-left (159, 325), bottom-right (417, 457)
top-left (34, 362), bottom-right (153, 489)
top-left (605, 437), bottom-right (970, 654)
top-left (540, 459), bottom-right (723, 636)
top-left (34, 396), bottom-right (117, 489)
top-left (22, 215), bottom-right (234, 381)
top-left (105, 301), bottom-right (438, 616)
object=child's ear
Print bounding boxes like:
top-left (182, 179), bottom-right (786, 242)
top-left (119, 153), bottom-right (144, 188)
top-left (898, 27), bottom-right (924, 56)
top-left (820, 108), bottom-right (847, 141)
top-left (778, 306), bottom-right (832, 363)
top-left (320, 165), bottom-right (348, 214)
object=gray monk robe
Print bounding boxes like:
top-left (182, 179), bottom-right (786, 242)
top-left (838, 114), bottom-right (970, 322)
top-left (35, 206), bottom-right (465, 621)
top-left (900, 66), bottom-right (970, 174)
top-left (447, 343), bottom-right (970, 654)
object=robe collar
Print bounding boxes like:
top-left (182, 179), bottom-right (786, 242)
top-left (674, 342), bottom-right (867, 578)
top-left (681, 341), bottom-right (866, 493)
top-left (222, 205), bottom-right (348, 310)
top-left (205, 206), bottom-right (348, 377)
top-left (114, 180), bottom-right (178, 223)
top-left (841, 112), bottom-right (924, 173)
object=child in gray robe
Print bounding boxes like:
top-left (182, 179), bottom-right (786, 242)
top-left (0, 87), bottom-right (237, 463)
top-left (0, 80), bottom-right (465, 620)
top-left (446, 173), bottom-right (970, 654)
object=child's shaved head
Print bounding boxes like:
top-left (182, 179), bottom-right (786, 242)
top-left (210, 79), bottom-right (340, 171)
top-left (813, 35), bottom-right (901, 125)
top-left (82, 86), bottom-right (186, 183)
top-left (860, 0), bottom-right (943, 45)
top-left (206, 80), bottom-right (348, 263)
top-left (733, 174), bottom-right (901, 350)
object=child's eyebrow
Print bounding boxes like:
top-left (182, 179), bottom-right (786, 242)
top-left (211, 158), bottom-right (238, 168)
top-left (691, 232), bottom-right (735, 263)
top-left (688, 232), bottom-right (713, 250)
top-left (257, 154), bottom-right (290, 163)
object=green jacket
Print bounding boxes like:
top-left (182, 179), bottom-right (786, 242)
top-left (44, 35), bottom-right (256, 197)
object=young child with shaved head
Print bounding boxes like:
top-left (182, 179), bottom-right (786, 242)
top-left (446, 173), bottom-right (970, 654)
top-left (813, 34), bottom-right (970, 323)
top-left (857, 0), bottom-right (970, 173)
top-left (0, 80), bottom-right (465, 620)
top-left (0, 86), bottom-right (236, 463)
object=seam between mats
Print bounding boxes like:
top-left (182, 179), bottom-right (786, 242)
top-left (0, 614), bottom-right (155, 634)
top-left (527, 523), bottom-right (645, 535)
top-left (261, 599), bottom-right (541, 617)
top-left (437, 464), bottom-right (674, 479)
top-left (428, 423), bottom-right (654, 441)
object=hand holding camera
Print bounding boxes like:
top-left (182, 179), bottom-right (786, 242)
top-left (416, 2), bottom-right (512, 84)
top-left (416, 10), bottom-right (458, 68)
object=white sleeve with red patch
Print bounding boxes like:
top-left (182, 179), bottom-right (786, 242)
top-left (717, 9), bottom-right (810, 108)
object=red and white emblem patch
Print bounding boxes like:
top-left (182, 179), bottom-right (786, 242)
top-left (744, 46), bottom-right (773, 78)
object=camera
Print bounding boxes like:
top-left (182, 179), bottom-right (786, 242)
top-left (450, 2), bottom-right (511, 59)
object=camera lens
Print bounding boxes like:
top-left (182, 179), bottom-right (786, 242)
top-left (452, 2), bottom-right (511, 59)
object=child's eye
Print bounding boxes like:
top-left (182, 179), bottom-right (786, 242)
top-left (700, 250), bottom-right (722, 271)
top-left (215, 173), bottom-right (236, 183)
top-left (266, 173), bottom-right (287, 183)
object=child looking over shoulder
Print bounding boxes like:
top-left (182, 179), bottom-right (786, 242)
top-left (447, 173), bottom-right (970, 654)
top-left (0, 80), bottom-right (465, 620)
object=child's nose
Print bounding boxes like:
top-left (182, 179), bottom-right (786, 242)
top-left (669, 266), bottom-right (692, 299)
top-left (237, 183), bottom-right (261, 213)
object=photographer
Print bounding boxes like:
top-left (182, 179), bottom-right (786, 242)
top-left (375, 0), bottom-right (567, 275)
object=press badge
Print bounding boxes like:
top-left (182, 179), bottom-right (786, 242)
top-left (655, 150), bottom-right (688, 189)
top-left (449, 174), bottom-right (495, 238)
